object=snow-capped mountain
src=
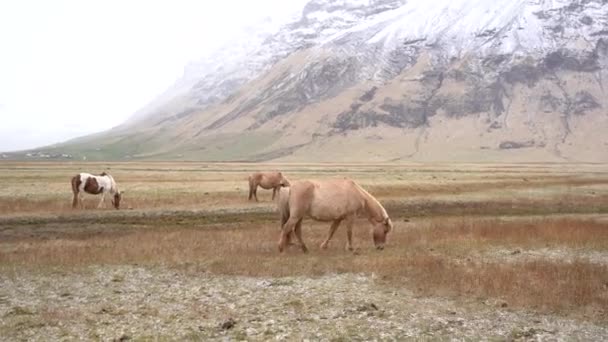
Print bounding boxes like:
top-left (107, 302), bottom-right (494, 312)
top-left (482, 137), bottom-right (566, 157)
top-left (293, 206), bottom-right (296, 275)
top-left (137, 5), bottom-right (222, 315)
top-left (126, 0), bottom-right (411, 124)
top-left (41, 0), bottom-right (608, 161)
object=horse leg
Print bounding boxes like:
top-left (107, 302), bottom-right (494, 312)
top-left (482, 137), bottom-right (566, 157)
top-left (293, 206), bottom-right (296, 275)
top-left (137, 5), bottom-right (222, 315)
top-left (272, 187), bottom-right (277, 200)
top-left (72, 191), bottom-right (79, 209)
top-left (285, 229), bottom-right (296, 246)
top-left (344, 216), bottom-right (355, 251)
top-left (278, 216), bottom-right (299, 252)
top-left (97, 193), bottom-right (106, 208)
top-left (320, 219), bottom-right (342, 249)
top-left (248, 180), bottom-right (254, 201)
top-left (293, 219), bottom-right (308, 253)
top-left (253, 186), bottom-right (259, 202)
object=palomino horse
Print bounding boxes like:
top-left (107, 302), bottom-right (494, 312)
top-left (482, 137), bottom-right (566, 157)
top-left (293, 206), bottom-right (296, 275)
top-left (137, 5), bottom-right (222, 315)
top-left (277, 179), bottom-right (393, 253)
top-left (248, 171), bottom-right (290, 201)
top-left (71, 172), bottom-right (122, 209)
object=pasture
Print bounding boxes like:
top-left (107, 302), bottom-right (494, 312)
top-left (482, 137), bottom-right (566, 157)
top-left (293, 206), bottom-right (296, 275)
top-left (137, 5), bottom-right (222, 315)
top-left (0, 161), bottom-right (607, 340)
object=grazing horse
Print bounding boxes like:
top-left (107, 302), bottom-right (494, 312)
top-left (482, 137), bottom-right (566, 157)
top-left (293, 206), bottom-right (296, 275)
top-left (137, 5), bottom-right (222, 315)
top-left (71, 172), bottom-right (122, 209)
top-left (277, 179), bottom-right (393, 253)
top-left (248, 171), bottom-right (290, 202)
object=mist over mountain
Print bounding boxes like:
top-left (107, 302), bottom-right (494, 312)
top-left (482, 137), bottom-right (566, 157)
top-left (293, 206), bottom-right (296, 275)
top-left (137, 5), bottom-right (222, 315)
top-left (16, 0), bottom-right (608, 162)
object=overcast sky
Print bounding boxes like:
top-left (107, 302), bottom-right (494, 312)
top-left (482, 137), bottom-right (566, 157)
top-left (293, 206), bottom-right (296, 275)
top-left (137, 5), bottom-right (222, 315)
top-left (0, 0), bottom-right (304, 152)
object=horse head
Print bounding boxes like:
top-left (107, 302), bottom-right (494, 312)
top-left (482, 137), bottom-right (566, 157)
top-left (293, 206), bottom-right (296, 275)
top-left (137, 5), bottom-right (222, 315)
top-left (278, 172), bottom-right (291, 187)
top-left (111, 191), bottom-right (122, 209)
top-left (372, 216), bottom-right (393, 250)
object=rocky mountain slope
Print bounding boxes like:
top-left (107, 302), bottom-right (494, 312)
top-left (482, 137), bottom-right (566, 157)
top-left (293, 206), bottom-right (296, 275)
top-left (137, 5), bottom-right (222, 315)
top-left (25, 0), bottom-right (608, 162)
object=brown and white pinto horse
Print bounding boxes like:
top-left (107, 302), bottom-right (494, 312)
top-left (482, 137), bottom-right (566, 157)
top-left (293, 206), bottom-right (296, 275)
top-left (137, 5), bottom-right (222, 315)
top-left (277, 179), bottom-right (393, 253)
top-left (71, 172), bottom-right (122, 209)
top-left (248, 171), bottom-right (290, 202)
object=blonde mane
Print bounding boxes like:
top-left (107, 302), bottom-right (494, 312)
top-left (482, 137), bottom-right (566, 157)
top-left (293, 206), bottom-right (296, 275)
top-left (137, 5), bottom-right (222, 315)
top-left (353, 182), bottom-right (388, 222)
top-left (106, 174), bottom-right (119, 194)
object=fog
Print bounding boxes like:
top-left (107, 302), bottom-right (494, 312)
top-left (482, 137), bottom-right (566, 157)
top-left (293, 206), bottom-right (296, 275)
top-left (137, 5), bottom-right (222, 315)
top-left (0, 0), bottom-right (305, 152)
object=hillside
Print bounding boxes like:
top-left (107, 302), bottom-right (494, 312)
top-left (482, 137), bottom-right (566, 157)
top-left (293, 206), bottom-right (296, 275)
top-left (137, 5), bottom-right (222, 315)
top-left (15, 0), bottom-right (608, 162)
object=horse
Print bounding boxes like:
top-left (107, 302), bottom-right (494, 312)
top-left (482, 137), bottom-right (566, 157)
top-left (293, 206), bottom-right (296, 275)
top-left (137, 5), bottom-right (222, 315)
top-left (248, 171), bottom-right (290, 202)
top-left (71, 172), bottom-right (122, 209)
top-left (276, 179), bottom-right (393, 253)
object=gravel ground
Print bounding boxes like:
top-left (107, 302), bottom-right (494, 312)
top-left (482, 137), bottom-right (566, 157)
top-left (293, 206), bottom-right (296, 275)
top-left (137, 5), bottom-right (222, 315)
top-left (491, 248), bottom-right (608, 265)
top-left (1, 265), bottom-right (607, 341)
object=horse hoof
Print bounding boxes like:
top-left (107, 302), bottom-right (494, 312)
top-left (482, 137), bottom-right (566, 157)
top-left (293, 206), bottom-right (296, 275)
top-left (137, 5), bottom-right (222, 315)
top-left (302, 246), bottom-right (309, 253)
top-left (320, 243), bottom-right (328, 250)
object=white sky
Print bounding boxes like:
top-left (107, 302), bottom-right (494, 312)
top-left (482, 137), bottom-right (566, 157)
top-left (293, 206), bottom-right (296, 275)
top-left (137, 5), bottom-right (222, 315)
top-left (0, 0), bottom-right (304, 152)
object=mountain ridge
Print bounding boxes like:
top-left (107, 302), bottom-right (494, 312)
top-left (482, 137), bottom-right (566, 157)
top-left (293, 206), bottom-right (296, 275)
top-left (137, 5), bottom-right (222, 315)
top-left (10, 0), bottom-right (608, 162)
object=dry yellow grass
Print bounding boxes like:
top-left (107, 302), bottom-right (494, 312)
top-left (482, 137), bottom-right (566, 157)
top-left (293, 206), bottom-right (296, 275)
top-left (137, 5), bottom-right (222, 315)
top-left (1, 161), bottom-right (607, 321)
top-left (1, 161), bottom-right (607, 216)
top-left (407, 218), bottom-right (608, 250)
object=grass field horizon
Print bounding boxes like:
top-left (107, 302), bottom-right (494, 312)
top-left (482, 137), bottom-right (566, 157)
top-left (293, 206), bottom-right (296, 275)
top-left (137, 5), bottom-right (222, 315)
top-left (1, 161), bottom-right (607, 340)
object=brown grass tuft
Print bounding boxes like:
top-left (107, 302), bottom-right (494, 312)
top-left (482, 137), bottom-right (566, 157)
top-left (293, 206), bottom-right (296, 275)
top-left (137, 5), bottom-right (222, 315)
top-left (401, 255), bottom-right (607, 312)
top-left (404, 218), bottom-right (608, 250)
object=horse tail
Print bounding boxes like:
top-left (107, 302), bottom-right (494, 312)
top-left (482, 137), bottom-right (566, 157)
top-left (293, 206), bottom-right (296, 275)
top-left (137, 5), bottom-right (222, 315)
top-left (277, 186), bottom-right (291, 226)
top-left (248, 175), bottom-right (254, 200)
top-left (277, 186), bottom-right (295, 246)
top-left (71, 174), bottom-right (80, 208)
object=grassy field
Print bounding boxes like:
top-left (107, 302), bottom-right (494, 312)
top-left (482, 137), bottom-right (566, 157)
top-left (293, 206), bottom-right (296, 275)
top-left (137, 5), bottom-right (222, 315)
top-left (0, 161), bottom-right (607, 340)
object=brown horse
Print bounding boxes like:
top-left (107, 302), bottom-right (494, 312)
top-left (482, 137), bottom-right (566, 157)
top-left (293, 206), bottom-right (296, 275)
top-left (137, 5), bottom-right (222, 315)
top-left (248, 171), bottom-right (290, 202)
top-left (277, 179), bottom-right (393, 253)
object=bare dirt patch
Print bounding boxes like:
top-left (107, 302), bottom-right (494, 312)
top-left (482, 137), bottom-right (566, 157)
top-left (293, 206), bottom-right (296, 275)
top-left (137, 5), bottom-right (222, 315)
top-left (1, 266), bottom-right (607, 341)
